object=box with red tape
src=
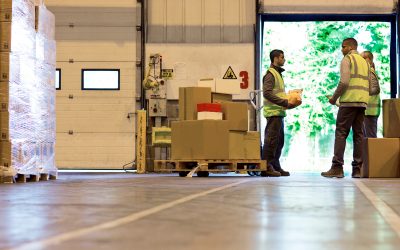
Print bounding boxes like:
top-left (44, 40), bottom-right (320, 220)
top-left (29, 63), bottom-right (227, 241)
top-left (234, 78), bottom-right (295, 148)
top-left (197, 103), bottom-right (222, 113)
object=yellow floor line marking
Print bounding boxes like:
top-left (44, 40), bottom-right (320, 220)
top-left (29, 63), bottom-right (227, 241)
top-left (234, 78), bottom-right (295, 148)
top-left (9, 179), bottom-right (251, 250)
top-left (354, 180), bottom-right (400, 238)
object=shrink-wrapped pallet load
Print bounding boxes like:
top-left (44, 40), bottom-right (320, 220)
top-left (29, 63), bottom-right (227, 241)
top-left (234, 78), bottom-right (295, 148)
top-left (0, 0), bottom-right (57, 182)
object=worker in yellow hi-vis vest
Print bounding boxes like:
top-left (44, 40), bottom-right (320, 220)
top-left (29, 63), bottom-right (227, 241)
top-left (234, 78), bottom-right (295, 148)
top-left (262, 49), bottom-right (302, 177)
top-left (361, 51), bottom-right (380, 138)
top-left (322, 38), bottom-right (380, 179)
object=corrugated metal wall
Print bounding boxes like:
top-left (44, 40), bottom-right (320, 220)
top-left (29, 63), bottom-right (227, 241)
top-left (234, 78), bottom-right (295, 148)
top-left (148, 0), bottom-right (255, 43)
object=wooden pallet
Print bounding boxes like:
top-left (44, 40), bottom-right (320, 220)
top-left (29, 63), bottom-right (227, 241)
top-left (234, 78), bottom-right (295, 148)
top-left (154, 159), bottom-right (266, 176)
top-left (1, 173), bottom-right (57, 184)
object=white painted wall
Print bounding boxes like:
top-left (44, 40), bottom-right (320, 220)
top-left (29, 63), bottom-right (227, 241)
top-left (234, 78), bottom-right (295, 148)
top-left (146, 43), bottom-right (254, 100)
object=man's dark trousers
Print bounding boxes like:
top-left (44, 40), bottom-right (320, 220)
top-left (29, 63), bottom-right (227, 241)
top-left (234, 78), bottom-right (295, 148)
top-left (332, 107), bottom-right (366, 168)
top-left (262, 116), bottom-right (284, 170)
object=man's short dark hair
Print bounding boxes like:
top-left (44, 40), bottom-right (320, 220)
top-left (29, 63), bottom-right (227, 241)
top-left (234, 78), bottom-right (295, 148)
top-left (270, 49), bottom-right (284, 62)
top-left (363, 51), bottom-right (374, 61)
top-left (343, 38), bottom-right (358, 48)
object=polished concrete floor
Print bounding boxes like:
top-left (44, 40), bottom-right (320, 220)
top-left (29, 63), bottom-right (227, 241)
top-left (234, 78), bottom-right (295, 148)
top-left (1, 172), bottom-right (400, 250)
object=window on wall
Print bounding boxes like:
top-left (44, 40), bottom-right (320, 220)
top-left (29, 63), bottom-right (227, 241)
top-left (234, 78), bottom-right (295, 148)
top-left (55, 68), bottom-right (61, 90)
top-left (81, 69), bottom-right (120, 90)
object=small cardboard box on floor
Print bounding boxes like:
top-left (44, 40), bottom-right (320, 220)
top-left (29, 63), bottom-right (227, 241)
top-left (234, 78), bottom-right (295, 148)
top-left (362, 138), bottom-right (400, 178)
top-left (383, 98), bottom-right (400, 138)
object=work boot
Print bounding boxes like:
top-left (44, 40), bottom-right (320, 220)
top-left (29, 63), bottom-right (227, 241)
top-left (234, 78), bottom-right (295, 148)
top-left (321, 166), bottom-right (344, 178)
top-left (352, 167), bottom-right (361, 178)
top-left (275, 168), bottom-right (290, 176)
top-left (266, 165), bottom-right (281, 177)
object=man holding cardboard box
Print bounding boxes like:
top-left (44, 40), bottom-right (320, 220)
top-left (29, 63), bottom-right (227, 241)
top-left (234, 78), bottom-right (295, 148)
top-left (322, 38), bottom-right (380, 178)
top-left (262, 49), bottom-right (302, 177)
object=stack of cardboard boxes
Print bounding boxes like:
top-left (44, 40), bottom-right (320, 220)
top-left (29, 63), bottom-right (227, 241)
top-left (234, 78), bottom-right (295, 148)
top-left (0, 0), bottom-right (56, 181)
top-left (362, 98), bottom-right (400, 178)
top-left (172, 87), bottom-right (260, 160)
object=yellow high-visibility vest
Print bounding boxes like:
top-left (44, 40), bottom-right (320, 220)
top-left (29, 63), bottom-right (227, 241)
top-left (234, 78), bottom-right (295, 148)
top-left (263, 68), bottom-right (286, 117)
top-left (340, 54), bottom-right (369, 104)
top-left (365, 68), bottom-right (381, 116)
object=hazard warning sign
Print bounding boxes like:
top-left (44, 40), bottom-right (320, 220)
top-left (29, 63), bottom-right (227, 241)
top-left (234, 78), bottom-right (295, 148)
top-left (223, 66), bottom-right (237, 79)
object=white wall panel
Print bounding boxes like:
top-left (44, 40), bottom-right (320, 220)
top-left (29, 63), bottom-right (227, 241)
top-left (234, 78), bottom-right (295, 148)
top-left (46, 0), bottom-right (136, 8)
top-left (147, 43), bottom-right (254, 100)
top-left (56, 133), bottom-right (135, 169)
top-left (55, 26), bottom-right (135, 41)
top-left (56, 41), bottom-right (135, 62)
top-left (48, 7), bottom-right (136, 27)
top-left (56, 108), bottom-right (136, 133)
top-left (261, 0), bottom-right (397, 14)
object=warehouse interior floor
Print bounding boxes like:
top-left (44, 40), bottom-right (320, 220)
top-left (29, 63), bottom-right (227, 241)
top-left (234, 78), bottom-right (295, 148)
top-left (1, 173), bottom-right (400, 250)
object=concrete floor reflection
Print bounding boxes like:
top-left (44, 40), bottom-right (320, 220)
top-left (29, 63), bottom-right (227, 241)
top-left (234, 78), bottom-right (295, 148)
top-left (0, 173), bottom-right (399, 250)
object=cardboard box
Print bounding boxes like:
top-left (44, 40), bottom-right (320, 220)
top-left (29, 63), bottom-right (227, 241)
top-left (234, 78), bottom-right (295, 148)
top-left (229, 131), bottom-right (261, 160)
top-left (0, 0), bottom-right (11, 22)
top-left (221, 102), bottom-right (248, 131)
top-left (229, 131), bottom-right (245, 159)
top-left (197, 112), bottom-right (223, 120)
top-left (0, 140), bottom-right (11, 168)
top-left (0, 93), bottom-right (8, 112)
top-left (0, 22), bottom-right (11, 52)
top-left (0, 81), bottom-right (9, 95)
top-left (198, 79), bottom-right (240, 95)
top-left (243, 131), bottom-right (261, 159)
top-left (0, 111), bottom-right (9, 141)
top-left (0, 52), bottom-right (10, 82)
top-left (362, 138), bottom-right (400, 178)
top-left (215, 79), bottom-right (240, 95)
top-left (179, 87), bottom-right (211, 120)
top-left (383, 99), bottom-right (400, 138)
top-left (212, 92), bottom-right (232, 103)
top-left (197, 103), bottom-right (221, 112)
top-left (171, 120), bottom-right (229, 159)
top-left (1, 0), bottom-right (35, 23)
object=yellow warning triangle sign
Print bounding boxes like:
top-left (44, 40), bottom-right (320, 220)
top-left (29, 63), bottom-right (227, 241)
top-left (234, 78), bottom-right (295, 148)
top-left (223, 66), bottom-right (237, 79)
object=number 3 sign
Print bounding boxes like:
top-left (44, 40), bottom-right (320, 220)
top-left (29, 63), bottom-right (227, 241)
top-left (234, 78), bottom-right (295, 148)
top-left (239, 71), bottom-right (249, 89)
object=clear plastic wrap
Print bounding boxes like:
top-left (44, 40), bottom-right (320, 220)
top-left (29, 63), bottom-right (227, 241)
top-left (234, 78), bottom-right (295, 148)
top-left (35, 3), bottom-right (55, 40)
top-left (1, 0), bottom-right (35, 54)
top-left (0, 0), bottom-right (57, 179)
